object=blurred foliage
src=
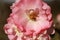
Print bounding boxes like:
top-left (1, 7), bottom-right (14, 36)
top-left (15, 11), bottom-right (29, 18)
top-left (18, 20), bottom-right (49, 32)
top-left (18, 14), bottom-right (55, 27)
top-left (0, 1), bottom-right (11, 40)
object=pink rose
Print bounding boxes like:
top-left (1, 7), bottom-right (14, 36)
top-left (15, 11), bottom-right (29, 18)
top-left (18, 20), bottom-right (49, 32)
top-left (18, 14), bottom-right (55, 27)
top-left (56, 14), bottom-right (60, 22)
top-left (4, 0), bottom-right (54, 40)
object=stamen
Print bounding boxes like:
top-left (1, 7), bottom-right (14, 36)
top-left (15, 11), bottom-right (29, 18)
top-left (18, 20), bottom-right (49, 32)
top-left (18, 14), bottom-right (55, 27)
top-left (13, 26), bottom-right (23, 37)
top-left (27, 9), bottom-right (39, 21)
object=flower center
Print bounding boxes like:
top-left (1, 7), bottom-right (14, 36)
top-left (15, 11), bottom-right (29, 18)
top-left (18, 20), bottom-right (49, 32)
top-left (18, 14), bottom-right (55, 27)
top-left (27, 9), bottom-right (39, 21)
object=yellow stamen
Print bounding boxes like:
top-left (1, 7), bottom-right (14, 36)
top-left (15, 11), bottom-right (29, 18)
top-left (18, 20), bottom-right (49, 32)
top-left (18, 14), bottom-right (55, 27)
top-left (26, 9), bottom-right (39, 21)
top-left (13, 25), bottom-right (23, 37)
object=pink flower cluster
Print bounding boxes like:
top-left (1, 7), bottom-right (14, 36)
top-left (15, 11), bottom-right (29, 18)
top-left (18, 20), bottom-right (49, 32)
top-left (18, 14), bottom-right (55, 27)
top-left (4, 0), bottom-right (55, 40)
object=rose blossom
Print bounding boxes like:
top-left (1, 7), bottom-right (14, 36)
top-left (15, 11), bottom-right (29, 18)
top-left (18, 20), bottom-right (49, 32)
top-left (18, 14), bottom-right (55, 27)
top-left (4, 0), bottom-right (54, 40)
top-left (56, 14), bottom-right (60, 23)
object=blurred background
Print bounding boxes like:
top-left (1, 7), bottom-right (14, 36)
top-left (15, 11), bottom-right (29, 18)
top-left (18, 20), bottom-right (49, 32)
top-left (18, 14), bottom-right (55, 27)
top-left (0, 0), bottom-right (60, 40)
